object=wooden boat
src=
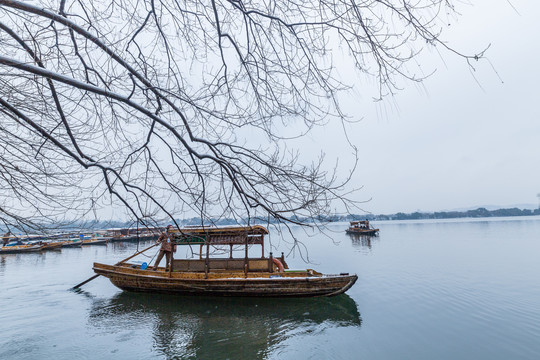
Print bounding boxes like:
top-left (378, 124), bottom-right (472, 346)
top-left (40, 242), bottom-right (63, 251)
top-left (60, 239), bottom-right (83, 248)
top-left (0, 244), bottom-right (44, 254)
top-left (109, 234), bottom-right (157, 243)
top-left (346, 220), bottom-right (379, 236)
top-left (93, 225), bottom-right (357, 297)
top-left (81, 238), bottom-right (108, 246)
top-left (106, 227), bottom-right (162, 242)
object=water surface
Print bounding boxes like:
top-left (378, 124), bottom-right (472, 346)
top-left (1, 217), bottom-right (539, 359)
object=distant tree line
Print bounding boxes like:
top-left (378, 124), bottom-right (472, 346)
top-left (196, 207), bottom-right (540, 224)
top-left (342, 207), bottom-right (540, 222)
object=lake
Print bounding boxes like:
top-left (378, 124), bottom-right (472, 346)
top-left (1, 217), bottom-right (539, 359)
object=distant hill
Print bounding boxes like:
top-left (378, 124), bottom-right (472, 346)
top-left (446, 204), bottom-right (538, 212)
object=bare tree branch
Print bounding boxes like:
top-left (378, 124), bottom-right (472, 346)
top-left (0, 0), bottom-right (486, 240)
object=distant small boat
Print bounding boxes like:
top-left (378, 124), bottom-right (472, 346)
top-left (0, 244), bottom-right (44, 254)
top-left (346, 220), bottom-right (379, 236)
top-left (81, 238), bottom-right (108, 246)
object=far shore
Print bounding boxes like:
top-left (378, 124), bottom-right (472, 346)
top-left (3, 207), bottom-right (540, 234)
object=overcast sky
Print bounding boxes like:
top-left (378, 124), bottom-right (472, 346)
top-left (311, 0), bottom-right (540, 215)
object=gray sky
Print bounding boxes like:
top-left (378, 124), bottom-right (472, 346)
top-left (314, 0), bottom-right (540, 215)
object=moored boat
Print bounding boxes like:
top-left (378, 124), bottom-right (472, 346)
top-left (81, 238), bottom-right (108, 246)
top-left (40, 242), bottom-right (64, 251)
top-left (93, 225), bottom-right (357, 297)
top-left (346, 220), bottom-right (379, 236)
top-left (0, 244), bottom-right (44, 254)
top-left (60, 239), bottom-right (83, 248)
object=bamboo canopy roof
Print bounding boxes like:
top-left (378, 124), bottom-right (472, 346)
top-left (350, 221), bottom-right (369, 225)
top-left (170, 225), bottom-right (269, 245)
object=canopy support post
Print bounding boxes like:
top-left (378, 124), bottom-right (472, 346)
top-left (205, 242), bottom-right (210, 279)
top-left (244, 234), bottom-right (248, 277)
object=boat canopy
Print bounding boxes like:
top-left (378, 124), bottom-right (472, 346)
top-left (170, 225), bottom-right (269, 245)
top-left (350, 221), bottom-right (369, 226)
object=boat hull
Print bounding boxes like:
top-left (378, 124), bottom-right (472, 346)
top-left (0, 245), bottom-right (43, 254)
top-left (41, 242), bottom-right (63, 251)
top-left (93, 262), bottom-right (357, 297)
top-left (81, 239), bottom-right (108, 246)
top-left (61, 240), bottom-right (83, 248)
top-left (346, 229), bottom-right (379, 236)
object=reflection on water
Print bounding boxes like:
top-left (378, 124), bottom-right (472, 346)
top-left (88, 292), bottom-right (361, 359)
top-left (0, 251), bottom-right (48, 271)
top-left (347, 233), bottom-right (378, 250)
